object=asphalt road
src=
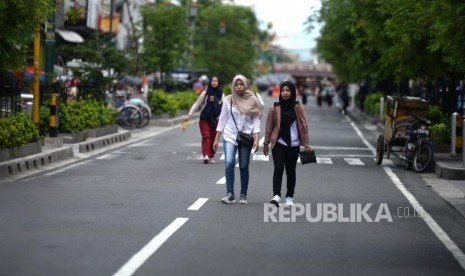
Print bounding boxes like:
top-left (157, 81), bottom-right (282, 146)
top-left (1, 95), bottom-right (465, 276)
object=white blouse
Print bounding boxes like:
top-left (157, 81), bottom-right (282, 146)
top-left (216, 98), bottom-right (261, 146)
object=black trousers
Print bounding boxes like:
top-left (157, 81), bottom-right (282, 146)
top-left (272, 142), bottom-right (300, 197)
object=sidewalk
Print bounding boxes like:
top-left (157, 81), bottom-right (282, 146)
top-left (349, 107), bottom-right (465, 219)
top-left (0, 113), bottom-right (197, 182)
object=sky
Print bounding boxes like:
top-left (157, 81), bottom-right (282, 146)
top-left (233, 0), bottom-right (322, 52)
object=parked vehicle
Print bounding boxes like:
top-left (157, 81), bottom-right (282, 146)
top-left (376, 96), bottom-right (434, 172)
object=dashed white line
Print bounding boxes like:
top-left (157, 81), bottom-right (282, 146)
top-left (96, 153), bottom-right (119, 160)
top-left (187, 198), bottom-right (209, 210)
top-left (44, 160), bottom-right (93, 176)
top-left (113, 217), bottom-right (189, 276)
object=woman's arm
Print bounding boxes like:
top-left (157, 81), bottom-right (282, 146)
top-left (185, 90), bottom-right (206, 121)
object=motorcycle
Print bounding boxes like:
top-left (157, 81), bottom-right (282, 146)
top-left (394, 114), bottom-right (434, 172)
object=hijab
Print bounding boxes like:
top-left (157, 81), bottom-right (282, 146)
top-left (278, 80), bottom-right (297, 146)
top-left (228, 75), bottom-right (262, 118)
top-left (200, 76), bottom-right (223, 126)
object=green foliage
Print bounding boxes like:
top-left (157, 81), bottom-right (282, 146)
top-left (0, 113), bottom-right (40, 149)
top-left (364, 92), bottom-right (385, 117)
top-left (0, 0), bottom-right (54, 70)
top-left (194, 5), bottom-right (260, 82)
top-left (141, 5), bottom-right (187, 78)
top-left (148, 90), bottom-right (199, 117)
top-left (429, 123), bottom-right (449, 145)
top-left (312, 0), bottom-right (465, 87)
top-left (427, 105), bottom-right (444, 125)
top-left (48, 100), bottom-right (117, 133)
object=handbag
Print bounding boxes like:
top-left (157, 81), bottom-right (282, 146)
top-left (299, 150), bottom-right (317, 165)
top-left (230, 98), bottom-right (254, 147)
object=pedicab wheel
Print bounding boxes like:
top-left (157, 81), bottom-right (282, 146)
top-left (376, 134), bottom-right (384, 165)
top-left (412, 143), bottom-right (434, 173)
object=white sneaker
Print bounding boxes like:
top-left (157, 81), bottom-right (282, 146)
top-left (270, 195), bottom-right (281, 207)
top-left (285, 197), bottom-right (294, 206)
top-left (203, 155), bottom-right (209, 164)
top-left (209, 158), bottom-right (215, 164)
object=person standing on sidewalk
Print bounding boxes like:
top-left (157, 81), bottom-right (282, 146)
top-left (213, 75), bottom-right (262, 204)
top-left (184, 76), bottom-right (224, 164)
top-left (263, 80), bottom-right (312, 206)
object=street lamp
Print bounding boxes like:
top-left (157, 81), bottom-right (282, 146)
top-left (186, 0), bottom-right (198, 71)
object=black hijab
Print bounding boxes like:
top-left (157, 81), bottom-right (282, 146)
top-left (200, 76), bottom-right (223, 126)
top-left (278, 80), bottom-right (297, 146)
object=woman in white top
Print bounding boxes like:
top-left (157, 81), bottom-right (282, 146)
top-left (184, 76), bottom-right (225, 164)
top-left (213, 75), bottom-right (262, 204)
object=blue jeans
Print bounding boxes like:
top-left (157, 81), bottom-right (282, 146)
top-left (223, 140), bottom-right (253, 196)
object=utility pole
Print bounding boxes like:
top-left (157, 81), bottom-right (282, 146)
top-left (32, 28), bottom-right (41, 124)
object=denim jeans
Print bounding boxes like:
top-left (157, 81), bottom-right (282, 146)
top-left (223, 140), bottom-right (253, 196)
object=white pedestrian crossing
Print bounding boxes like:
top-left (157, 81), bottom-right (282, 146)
top-left (344, 158), bottom-right (365, 165)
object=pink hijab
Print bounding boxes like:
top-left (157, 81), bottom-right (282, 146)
top-left (228, 75), bottom-right (262, 118)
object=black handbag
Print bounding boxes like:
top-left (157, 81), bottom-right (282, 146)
top-left (230, 98), bottom-right (254, 147)
top-left (236, 131), bottom-right (254, 147)
top-left (299, 150), bottom-right (317, 165)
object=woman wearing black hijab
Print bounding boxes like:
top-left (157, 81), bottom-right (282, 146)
top-left (185, 76), bottom-right (225, 164)
top-left (263, 80), bottom-right (312, 206)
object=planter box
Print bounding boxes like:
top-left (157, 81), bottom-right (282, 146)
top-left (61, 125), bottom-right (118, 143)
top-left (0, 141), bottom-right (42, 162)
top-left (61, 131), bottom-right (89, 143)
top-left (88, 124), bottom-right (118, 138)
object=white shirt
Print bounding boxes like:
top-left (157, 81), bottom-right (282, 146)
top-left (277, 121), bottom-right (300, 147)
top-left (216, 98), bottom-right (261, 146)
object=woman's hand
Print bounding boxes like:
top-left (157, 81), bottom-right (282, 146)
top-left (213, 138), bottom-right (219, 152)
top-left (184, 114), bottom-right (190, 122)
top-left (252, 141), bottom-right (260, 153)
top-left (305, 145), bottom-right (313, 153)
top-left (263, 144), bottom-right (269, 156)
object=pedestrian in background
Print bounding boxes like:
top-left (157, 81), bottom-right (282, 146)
top-left (213, 75), bottom-right (262, 204)
top-left (184, 76), bottom-right (224, 164)
top-left (263, 80), bottom-right (312, 206)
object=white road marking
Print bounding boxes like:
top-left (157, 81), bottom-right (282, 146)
top-left (316, 157), bottom-right (332, 164)
top-left (44, 160), bottom-right (93, 176)
top-left (344, 158), bottom-right (365, 165)
top-left (128, 141), bottom-right (156, 148)
top-left (216, 176), bottom-right (226, 185)
top-left (383, 167), bottom-right (465, 270)
top-left (96, 153), bottom-right (119, 160)
top-left (348, 115), bottom-right (465, 270)
top-left (187, 198), bottom-right (209, 210)
top-left (346, 115), bottom-right (376, 155)
top-left (253, 153), bottom-right (269, 161)
top-left (113, 217), bottom-right (189, 276)
top-left (312, 146), bottom-right (372, 151)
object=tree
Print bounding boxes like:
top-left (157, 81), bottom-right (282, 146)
top-left (0, 0), bottom-right (54, 70)
top-left (141, 4), bottom-right (187, 88)
top-left (194, 4), bottom-right (260, 83)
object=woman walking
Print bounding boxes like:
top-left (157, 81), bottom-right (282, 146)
top-left (213, 75), bottom-right (262, 204)
top-left (263, 80), bottom-right (312, 206)
top-left (184, 76), bottom-right (224, 164)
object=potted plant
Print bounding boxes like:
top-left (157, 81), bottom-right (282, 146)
top-left (65, 6), bottom-right (84, 25)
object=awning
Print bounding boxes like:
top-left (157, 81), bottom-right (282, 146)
top-left (56, 29), bottom-right (84, 43)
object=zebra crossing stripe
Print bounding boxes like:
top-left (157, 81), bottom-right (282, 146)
top-left (344, 158), bottom-right (365, 165)
top-left (216, 176), bottom-right (226, 185)
top-left (317, 157), bottom-right (333, 164)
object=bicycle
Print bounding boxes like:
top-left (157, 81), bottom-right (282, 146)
top-left (108, 90), bottom-right (143, 130)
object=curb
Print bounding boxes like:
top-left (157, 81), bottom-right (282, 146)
top-left (78, 131), bottom-right (131, 153)
top-left (434, 161), bottom-right (465, 180)
top-left (0, 147), bottom-right (73, 178)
